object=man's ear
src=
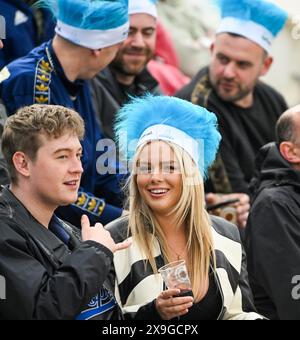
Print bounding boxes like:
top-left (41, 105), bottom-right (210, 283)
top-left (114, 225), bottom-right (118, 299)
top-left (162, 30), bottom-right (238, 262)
top-left (279, 142), bottom-right (300, 164)
top-left (12, 152), bottom-right (30, 178)
top-left (260, 55), bottom-right (273, 77)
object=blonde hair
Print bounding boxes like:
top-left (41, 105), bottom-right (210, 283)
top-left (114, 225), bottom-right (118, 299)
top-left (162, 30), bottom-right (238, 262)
top-left (126, 141), bottom-right (216, 302)
top-left (2, 104), bottom-right (85, 183)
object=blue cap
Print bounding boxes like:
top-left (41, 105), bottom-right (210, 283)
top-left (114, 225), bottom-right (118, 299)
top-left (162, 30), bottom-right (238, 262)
top-left (129, 0), bottom-right (158, 18)
top-left (37, 0), bottom-right (129, 49)
top-left (216, 0), bottom-right (288, 52)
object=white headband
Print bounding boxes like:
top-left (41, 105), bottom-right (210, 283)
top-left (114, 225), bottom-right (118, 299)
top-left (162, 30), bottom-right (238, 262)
top-left (55, 20), bottom-right (129, 50)
top-left (136, 124), bottom-right (200, 165)
top-left (217, 17), bottom-right (274, 52)
top-left (129, 0), bottom-right (158, 18)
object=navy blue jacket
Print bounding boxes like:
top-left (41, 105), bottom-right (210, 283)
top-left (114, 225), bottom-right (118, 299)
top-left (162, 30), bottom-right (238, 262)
top-left (0, 41), bottom-right (124, 227)
top-left (0, 0), bottom-right (55, 69)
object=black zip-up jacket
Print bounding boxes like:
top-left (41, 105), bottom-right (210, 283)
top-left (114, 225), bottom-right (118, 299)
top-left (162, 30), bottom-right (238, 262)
top-left (0, 187), bottom-right (119, 320)
top-left (245, 142), bottom-right (300, 320)
top-left (90, 66), bottom-right (160, 139)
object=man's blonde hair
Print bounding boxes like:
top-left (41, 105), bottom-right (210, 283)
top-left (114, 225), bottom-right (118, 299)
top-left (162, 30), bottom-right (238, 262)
top-left (1, 104), bottom-right (85, 183)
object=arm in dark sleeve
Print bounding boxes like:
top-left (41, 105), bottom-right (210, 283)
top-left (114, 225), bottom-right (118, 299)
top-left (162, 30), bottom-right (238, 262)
top-left (0, 226), bottom-right (113, 320)
top-left (246, 195), bottom-right (300, 320)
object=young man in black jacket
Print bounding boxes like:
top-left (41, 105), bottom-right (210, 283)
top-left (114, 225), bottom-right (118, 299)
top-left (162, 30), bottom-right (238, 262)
top-left (245, 105), bottom-right (300, 320)
top-left (0, 104), bottom-right (129, 320)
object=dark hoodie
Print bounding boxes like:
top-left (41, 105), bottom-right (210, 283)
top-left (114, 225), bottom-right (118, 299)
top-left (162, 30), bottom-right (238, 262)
top-left (245, 142), bottom-right (300, 320)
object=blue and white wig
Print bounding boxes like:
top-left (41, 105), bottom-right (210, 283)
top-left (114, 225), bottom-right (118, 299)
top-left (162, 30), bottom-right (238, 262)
top-left (129, 0), bottom-right (158, 18)
top-left (115, 95), bottom-right (221, 179)
top-left (215, 0), bottom-right (288, 52)
top-left (37, 0), bottom-right (129, 49)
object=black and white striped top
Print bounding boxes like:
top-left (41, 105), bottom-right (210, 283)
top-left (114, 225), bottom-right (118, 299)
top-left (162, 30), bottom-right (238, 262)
top-left (106, 215), bottom-right (264, 320)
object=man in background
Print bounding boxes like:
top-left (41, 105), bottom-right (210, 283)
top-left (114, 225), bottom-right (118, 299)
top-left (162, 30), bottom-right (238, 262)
top-left (177, 0), bottom-right (288, 194)
top-left (246, 106), bottom-right (300, 320)
top-left (91, 0), bottom-right (160, 139)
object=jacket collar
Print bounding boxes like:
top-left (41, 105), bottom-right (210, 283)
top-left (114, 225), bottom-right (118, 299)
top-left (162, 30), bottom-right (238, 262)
top-left (0, 186), bottom-right (79, 255)
top-left (47, 41), bottom-right (85, 98)
top-left (250, 142), bottom-right (300, 200)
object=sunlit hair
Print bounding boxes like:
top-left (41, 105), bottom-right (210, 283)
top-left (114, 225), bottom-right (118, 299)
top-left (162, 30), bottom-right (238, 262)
top-left (2, 104), bottom-right (85, 184)
top-left (126, 141), bottom-right (216, 302)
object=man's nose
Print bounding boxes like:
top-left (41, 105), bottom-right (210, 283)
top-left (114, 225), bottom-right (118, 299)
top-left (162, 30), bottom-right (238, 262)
top-left (223, 62), bottom-right (236, 79)
top-left (70, 158), bottom-right (84, 174)
top-left (131, 32), bottom-right (145, 48)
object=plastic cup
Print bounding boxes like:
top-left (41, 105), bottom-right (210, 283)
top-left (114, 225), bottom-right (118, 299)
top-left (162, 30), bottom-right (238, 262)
top-left (158, 260), bottom-right (193, 296)
top-left (219, 206), bottom-right (237, 225)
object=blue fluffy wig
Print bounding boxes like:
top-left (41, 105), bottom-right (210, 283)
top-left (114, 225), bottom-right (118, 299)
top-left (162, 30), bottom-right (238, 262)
top-left (215, 0), bottom-right (288, 37)
top-left (115, 95), bottom-right (221, 178)
top-left (36, 0), bottom-right (129, 30)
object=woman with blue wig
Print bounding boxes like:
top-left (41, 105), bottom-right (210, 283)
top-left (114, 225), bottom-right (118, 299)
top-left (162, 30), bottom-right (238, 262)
top-left (106, 94), bottom-right (264, 320)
